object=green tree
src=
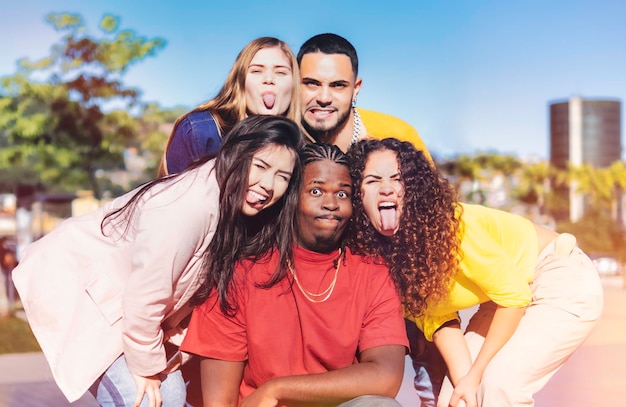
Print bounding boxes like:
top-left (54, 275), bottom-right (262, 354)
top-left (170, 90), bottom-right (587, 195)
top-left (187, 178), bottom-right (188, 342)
top-left (439, 154), bottom-right (483, 202)
top-left (513, 161), bottom-right (550, 209)
top-left (0, 13), bottom-right (166, 198)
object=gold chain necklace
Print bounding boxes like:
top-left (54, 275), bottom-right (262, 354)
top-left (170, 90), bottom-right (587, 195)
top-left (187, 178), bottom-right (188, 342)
top-left (288, 249), bottom-right (342, 303)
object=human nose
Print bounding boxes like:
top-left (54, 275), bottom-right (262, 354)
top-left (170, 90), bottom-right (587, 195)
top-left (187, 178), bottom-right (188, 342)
top-left (322, 193), bottom-right (339, 210)
top-left (316, 85), bottom-right (332, 107)
top-left (258, 171), bottom-right (275, 192)
top-left (262, 69), bottom-right (275, 84)
top-left (379, 180), bottom-right (395, 195)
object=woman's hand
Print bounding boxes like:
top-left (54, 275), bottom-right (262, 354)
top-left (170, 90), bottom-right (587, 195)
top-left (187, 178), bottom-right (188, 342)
top-left (132, 374), bottom-right (162, 407)
top-left (448, 371), bottom-right (480, 407)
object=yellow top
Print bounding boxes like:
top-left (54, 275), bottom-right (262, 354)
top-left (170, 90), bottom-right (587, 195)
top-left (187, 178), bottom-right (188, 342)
top-left (357, 108), bottom-right (432, 162)
top-left (410, 203), bottom-right (538, 341)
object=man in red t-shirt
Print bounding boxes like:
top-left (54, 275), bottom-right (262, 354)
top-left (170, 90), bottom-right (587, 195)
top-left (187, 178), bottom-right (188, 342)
top-left (181, 143), bottom-right (408, 406)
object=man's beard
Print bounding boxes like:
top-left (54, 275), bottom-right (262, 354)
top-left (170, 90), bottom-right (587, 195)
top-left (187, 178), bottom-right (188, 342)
top-left (302, 108), bottom-right (352, 144)
top-left (309, 234), bottom-right (342, 253)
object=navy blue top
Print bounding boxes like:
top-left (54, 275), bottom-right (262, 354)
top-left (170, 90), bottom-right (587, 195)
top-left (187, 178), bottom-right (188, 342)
top-left (166, 110), bottom-right (222, 174)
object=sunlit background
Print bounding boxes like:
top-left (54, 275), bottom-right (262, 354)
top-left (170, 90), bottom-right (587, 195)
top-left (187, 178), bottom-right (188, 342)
top-left (3, 0), bottom-right (625, 159)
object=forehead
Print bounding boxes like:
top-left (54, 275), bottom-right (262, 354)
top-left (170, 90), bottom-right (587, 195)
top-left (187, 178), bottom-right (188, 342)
top-left (302, 160), bottom-right (350, 185)
top-left (250, 46), bottom-right (291, 66)
top-left (253, 143), bottom-right (295, 163)
top-left (364, 149), bottom-right (399, 173)
top-left (299, 52), bottom-right (354, 81)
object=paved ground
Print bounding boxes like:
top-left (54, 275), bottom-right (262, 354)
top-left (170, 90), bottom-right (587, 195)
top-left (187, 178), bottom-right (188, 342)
top-left (1, 276), bottom-right (624, 406)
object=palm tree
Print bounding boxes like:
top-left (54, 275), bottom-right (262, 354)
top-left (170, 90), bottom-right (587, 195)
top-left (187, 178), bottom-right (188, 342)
top-left (514, 161), bottom-right (551, 212)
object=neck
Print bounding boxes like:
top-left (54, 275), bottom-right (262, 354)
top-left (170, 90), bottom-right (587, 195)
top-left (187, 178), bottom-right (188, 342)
top-left (296, 240), bottom-right (342, 255)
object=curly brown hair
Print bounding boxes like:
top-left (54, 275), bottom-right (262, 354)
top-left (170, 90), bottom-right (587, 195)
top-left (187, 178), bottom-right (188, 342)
top-left (347, 138), bottom-right (462, 317)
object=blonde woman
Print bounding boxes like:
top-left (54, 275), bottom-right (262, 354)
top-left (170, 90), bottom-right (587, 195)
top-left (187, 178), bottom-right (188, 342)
top-left (159, 37), bottom-right (300, 176)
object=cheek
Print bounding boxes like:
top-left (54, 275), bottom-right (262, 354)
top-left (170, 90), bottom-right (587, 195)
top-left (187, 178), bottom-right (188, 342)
top-left (361, 189), bottom-right (376, 213)
top-left (342, 201), bottom-right (353, 218)
top-left (247, 169), bottom-right (259, 187)
top-left (278, 78), bottom-right (294, 94)
top-left (244, 78), bottom-right (257, 99)
top-left (335, 90), bottom-right (351, 103)
top-left (274, 182), bottom-right (289, 201)
top-left (300, 86), bottom-right (315, 99)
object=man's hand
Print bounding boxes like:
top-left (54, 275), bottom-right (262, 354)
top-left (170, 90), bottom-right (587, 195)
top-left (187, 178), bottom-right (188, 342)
top-left (241, 383), bottom-right (279, 407)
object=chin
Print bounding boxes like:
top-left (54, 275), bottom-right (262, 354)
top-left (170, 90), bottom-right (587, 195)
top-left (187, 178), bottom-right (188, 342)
top-left (375, 225), bottom-right (397, 238)
top-left (242, 205), bottom-right (262, 217)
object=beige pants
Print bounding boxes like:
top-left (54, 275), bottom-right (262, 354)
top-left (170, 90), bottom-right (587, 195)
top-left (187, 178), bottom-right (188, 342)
top-left (437, 234), bottom-right (604, 407)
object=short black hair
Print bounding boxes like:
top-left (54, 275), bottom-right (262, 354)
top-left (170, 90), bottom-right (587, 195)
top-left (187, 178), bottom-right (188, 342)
top-left (297, 33), bottom-right (358, 77)
top-left (300, 142), bottom-right (349, 169)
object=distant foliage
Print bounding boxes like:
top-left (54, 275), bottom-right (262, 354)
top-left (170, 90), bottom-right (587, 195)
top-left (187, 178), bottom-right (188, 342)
top-left (0, 13), bottom-right (166, 198)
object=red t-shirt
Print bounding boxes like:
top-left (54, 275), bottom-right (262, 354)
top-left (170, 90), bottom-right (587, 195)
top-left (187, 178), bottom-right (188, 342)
top-left (181, 245), bottom-right (408, 399)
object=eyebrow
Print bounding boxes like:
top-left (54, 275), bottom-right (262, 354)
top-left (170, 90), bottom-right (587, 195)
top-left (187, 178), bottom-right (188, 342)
top-left (301, 77), bottom-right (320, 83)
top-left (249, 63), bottom-right (291, 70)
top-left (301, 77), bottom-right (350, 86)
top-left (363, 173), bottom-right (401, 180)
top-left (254, 157), bottom-right (293, 175)
top-left (307, 179), bottom-right (352, 189)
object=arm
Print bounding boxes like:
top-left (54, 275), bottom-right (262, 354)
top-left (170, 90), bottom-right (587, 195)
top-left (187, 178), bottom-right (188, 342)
top-left (241, 345), bottom-right (406, 407)
top-left (435, 306), bottom-right (525, 407)
top-left (432, 321), bottom-right (472, 386)
top-left (122, 171), bottom-right (219, 405)
top-left (200, 358), bottom-right (245, 407)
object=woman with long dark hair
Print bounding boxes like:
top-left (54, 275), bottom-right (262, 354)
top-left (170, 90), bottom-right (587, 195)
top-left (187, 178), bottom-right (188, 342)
top-left (13, 115), bottom-right (303, 407)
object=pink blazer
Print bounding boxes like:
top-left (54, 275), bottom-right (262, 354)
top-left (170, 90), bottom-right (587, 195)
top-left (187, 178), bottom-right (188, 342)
top-left (13, 161), bottom-right (220, 402)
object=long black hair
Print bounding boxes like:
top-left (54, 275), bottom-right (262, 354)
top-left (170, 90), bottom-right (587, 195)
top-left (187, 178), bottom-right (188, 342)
top-left (102, 116), bottom-right (303, 315)
top-left (192, 116), bottom-right (303, 314)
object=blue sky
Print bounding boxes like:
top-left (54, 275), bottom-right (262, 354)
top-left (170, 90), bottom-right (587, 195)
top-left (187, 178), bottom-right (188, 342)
top-left (1, 0), bottom-right (625, 159)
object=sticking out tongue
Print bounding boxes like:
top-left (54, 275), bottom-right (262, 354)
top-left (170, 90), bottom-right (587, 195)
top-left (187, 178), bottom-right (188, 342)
top-left (262, 93), bottom-right (276, 110)
top-left (380, 207), bottom-right (397, 232)
top-left (246, 190), bottom-right (266, 206)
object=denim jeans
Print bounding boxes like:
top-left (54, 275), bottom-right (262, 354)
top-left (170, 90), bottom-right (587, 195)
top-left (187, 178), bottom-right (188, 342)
top-left (414, 365), bottom-right (437, 407)
top-left (90, 355), bottom-right (186, 407)
top-left (405, 318), bottom-right (445, 407)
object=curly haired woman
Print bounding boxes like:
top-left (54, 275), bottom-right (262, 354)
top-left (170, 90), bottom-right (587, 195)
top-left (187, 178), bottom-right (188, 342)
top-left (347, 137), bottom-right (603, 407)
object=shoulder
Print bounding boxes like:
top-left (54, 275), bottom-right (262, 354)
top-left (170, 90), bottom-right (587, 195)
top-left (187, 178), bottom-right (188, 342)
top-left (358, 108), bottom-right (410, 126)
top-left (459, 202), bottom-right (531, 231)
top-left (234, 250), bottom-right (279, 284)
top-left (175, 110), bottom-right (219, 136)
top-left (185, 110), bottom-right (217, 124)
top-left (357, 108), bottom-right (430, 159)
top-left (358, 108), bottom-right (416, 135)
top-left (344, 248), bottom-right (390, 278)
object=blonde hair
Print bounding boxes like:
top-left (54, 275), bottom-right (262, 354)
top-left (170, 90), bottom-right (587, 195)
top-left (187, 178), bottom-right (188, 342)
top-left (158, 37), bottom-right (301, 176)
